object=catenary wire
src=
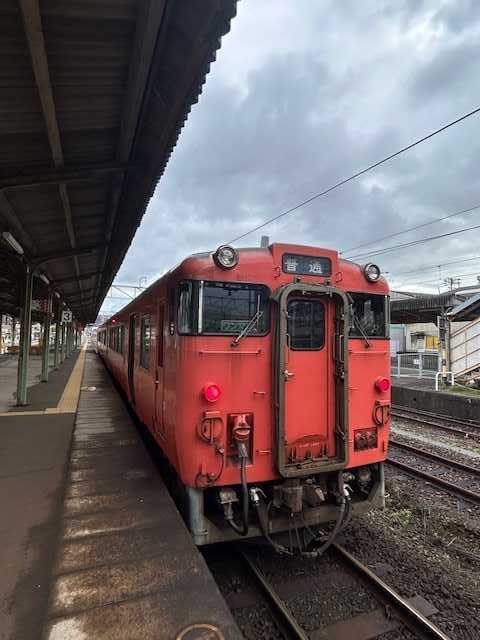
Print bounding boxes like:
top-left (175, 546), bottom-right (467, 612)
top-left (393, 270), bottom-right (480, 288)
top-left (388, 254), bottom-right (480, 277)
top-left (347, 222), bottom-right (480, 261)
top-left (341, 203), bottom-right (480, 255)
top-left (226, 105), bottom-right (480, 244)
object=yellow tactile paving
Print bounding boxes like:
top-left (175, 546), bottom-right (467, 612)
top-left (47, 343), bottom-right (87, 414)
top-left (0, 343), bottom-right (87, 417)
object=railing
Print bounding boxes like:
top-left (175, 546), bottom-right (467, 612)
top-left (391, 351), bottom-right (440, 378)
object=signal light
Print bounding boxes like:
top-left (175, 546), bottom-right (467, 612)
top-left (375, 376), bottom-right (390, 392)
top-left (203, 383), bottom-right (222, 403)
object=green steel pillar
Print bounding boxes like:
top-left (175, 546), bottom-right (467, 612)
top-left (53, 303), bottom-right (61, 369)
top-left (40, 291), bottom-right (52, 382)
top-left (16, 266), bottom-right (34, 406)
top-left (61, 323), bottom-right (66, 362)
top-left (66, 323), bottom-right (72, 357)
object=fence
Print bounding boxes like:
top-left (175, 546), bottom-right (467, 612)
top-left (391, 351), bottom-right (440, 379)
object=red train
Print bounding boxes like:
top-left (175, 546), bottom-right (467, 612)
top-left (97, 243), bottom-right (390, 554)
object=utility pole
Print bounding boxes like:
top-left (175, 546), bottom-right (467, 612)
top-left (444, 277), bottom-right (461, 291)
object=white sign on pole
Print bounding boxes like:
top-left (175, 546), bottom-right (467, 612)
top-left (62, 310), bottom-right (73, 323)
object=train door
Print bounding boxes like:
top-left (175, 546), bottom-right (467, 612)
top-left (128, 314), bottom-right (136, 405)
top-left (154, 303), bottom-right (165, 439)
top-left (273, 283), bottom-right (349, 478)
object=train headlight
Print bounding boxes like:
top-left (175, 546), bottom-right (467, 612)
top-left (364, 263), bottom-right (381, 282)
top-left (213, 245), bottom-right (239, 270)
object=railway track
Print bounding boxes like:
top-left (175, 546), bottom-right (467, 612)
top-left (388, 439), bottom-right (480, 504)
top-left (392, 404), bottom-right (480, 439)
top-left (239, 546), bottom-right (452, 640)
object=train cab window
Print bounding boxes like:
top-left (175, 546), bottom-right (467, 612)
top-left (349, 293), bottom-right (388, 338)
top-left (140, 315), bottom-right (151, 369)
top-left (177, 280), bottom-right (269, 336)
top-left (201, 281), bottom-right (269, 335)
top-left (287, 299), bottom-right (325, 350)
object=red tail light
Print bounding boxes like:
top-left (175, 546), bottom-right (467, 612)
top-left (375, 376), bottom-right (390, 393)
top-left (203, 383), bottom-right (222, 403)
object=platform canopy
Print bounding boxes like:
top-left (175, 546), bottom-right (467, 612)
top-left (448, 292), bottom-right (480, 322)
top-left (390, 291), bottom-right (466, 324)
top-left (0, 0), bottom-right (237, 322)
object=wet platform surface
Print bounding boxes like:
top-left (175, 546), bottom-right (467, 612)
top-left (42, 353), bottom-right (241, 639)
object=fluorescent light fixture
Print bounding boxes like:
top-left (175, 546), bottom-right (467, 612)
top-left (1, 231), bottom-right (24, 255)
top-left (39, 273), bottom-right (50, 285)
top-left (54, 291), bottom-right (60, 299)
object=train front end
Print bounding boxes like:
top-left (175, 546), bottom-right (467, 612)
top-left (172, 243), bottom-right (390, 551)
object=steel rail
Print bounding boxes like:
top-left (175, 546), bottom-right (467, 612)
top-left (392, 404), bottom-right (480, 431)
top-left (387, 458), bottom-right (480, 503)
top-left (241, 548), bottom-right (452, 640)
top-left (391, 409), bottom-right (477, 439)
top-left (332, 543), bottom-right (452, 640)
top-left (240, 551), bottom-right (308, 640)
top-left (389, 439), bottom-right (480, 477)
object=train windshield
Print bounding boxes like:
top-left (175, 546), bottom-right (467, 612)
top-left (348, 293), bottom-right (388, 338)
top-left (177, 280), bottom-right (269, 335)
top-left (201, 281), bottom-right (269, 335)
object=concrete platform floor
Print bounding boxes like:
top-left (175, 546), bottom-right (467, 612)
top-left (42, 353), bottom-right (241, 640)
top-left (0, 353), bottom-right (62, 412)
top-left (0, 349), bottom-right (241, 640)
top-left (392, 376), bottom-right (436, 390)
top-left (0, 350), bottom-right (82, 640)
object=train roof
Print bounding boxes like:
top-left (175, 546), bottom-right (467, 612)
top-left (99, 243), bottom-right (389, 327)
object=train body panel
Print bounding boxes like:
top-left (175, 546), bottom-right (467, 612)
top-left (97, 243), bottom-right (390, 546)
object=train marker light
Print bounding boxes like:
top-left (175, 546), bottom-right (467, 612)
top-left (375, 376), bottom-right (390, 392)
top-left (203, 382), bottom-right (222, 403)
top-left (213, 245), bottom-right (239, 269)
top-left (364, 263), bottom-right (381, 282)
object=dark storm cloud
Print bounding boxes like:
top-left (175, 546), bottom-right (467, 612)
top-left (102, 0), bottom-right (480, 314)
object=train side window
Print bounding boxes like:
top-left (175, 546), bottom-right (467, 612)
top-left (118, 325), bottom-right (124, 354)
top-left (140, 315), bottom-right (151, 369)
top-left (158, 305), bottom-right (164, 366)
top-left (287, 299), bottom-right (325, 350)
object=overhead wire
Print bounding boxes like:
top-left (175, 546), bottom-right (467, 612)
top-left (341, 203), bottom-right (480, 255)
top-left (388, 254), bottom-right (480, 278)
top-left (393, 270), bottom-right (480, 288)
top-left (226, 105), bottom-right (480, 244)
top-left (347, 222), bottom-right (480, 261)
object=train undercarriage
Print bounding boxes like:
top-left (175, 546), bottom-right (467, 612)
top-left (183, 463), bottom-right (385, 553)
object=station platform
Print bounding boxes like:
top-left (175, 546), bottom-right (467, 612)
top-left (0, 348), bottom-right (241, 640)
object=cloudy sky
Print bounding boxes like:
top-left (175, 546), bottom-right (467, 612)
top-left (101, 0), bottom-right (480, 315)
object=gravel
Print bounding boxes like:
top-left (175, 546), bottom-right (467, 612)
top-left (388, 444), bottom-right (480, 494)
top-left (202, 418), bottom-right (480, 640)
top-left (340, 465), bottom-right (480, 640)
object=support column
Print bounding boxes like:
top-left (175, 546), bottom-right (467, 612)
top-left (61, 323), bottom-right (66, 362)
top-left (53, 302), bottom-right (61, 369)
top-left (17, 266), bottom-right (34, 406)
top-left (66, 324), bottom-right (72, 357)
top-left (41, 291), bottom-right (53, 382)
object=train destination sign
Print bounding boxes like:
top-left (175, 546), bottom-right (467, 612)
top-left (282, 253), bottom-right (332, 276)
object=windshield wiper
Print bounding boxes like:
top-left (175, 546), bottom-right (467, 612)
top-left (231, 310), bottom-right (264, 347)
top-left (347, 294), bottom-right (371, 348)
top-left (353, 315), bottom-right (371, 348)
